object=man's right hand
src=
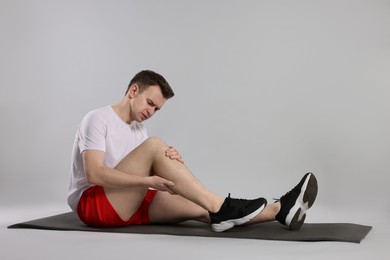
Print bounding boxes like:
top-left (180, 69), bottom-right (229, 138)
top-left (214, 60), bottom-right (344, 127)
top-left (148, 176), bottom-right (176, 195)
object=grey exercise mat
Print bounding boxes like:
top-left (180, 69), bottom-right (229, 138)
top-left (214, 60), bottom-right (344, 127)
top-left (8, 212), bottom-right (371, 243)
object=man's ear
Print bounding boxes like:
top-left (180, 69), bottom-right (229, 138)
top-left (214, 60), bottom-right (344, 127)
top-left (128, 84), bottom-right (139, 99)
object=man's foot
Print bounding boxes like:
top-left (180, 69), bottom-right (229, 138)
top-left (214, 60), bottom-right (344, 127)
top-left (275, 172), bottom-right (318, 231)
top-left (209, 194), bottom-right (267, 232)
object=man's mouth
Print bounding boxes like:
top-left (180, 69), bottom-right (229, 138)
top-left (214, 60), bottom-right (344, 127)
top-left (141, 113), bottom-right (148, 120)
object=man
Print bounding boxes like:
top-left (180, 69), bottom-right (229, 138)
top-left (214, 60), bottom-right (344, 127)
top-left (68, 70), bottom-right (318, 232)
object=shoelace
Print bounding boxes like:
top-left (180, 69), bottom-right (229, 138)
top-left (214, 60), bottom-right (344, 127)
top-left (273, 184), bottom-right (298, 202)
top-left (226, 193), bottom-right (252, 206)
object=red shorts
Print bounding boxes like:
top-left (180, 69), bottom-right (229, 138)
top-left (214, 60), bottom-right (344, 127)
top-left (77, 186), bottom-right (157, 227)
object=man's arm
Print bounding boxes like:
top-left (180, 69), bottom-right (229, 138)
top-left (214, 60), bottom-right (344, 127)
top-left (82, 150), bottom-right (175, 193)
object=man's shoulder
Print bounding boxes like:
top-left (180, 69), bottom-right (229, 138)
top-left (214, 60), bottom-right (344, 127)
top-left (79, 106), bottom-right (111, 128)
top-left (84, 106), bottom-right (111, 119)
top-left (88, 106), bottom-right (110, 115)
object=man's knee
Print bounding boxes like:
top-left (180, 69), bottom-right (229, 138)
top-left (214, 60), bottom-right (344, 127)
top-left (143, 137), bottom-right (168, 151)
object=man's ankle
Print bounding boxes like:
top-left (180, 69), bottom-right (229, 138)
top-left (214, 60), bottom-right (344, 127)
top-left (209, 197), bottom-right (225, 213)
top-left (273, 201), bottom-right (281, 219)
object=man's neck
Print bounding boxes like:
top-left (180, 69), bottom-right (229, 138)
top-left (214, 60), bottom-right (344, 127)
top-left (111, 102), bottom-right (132, 124)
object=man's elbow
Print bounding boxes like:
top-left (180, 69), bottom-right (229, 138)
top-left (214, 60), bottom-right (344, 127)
top-left (84, 168), bottom-right (103, 185)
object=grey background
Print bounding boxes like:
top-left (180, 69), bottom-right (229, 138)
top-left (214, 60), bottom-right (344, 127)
top-left (0, 0), bottom-right (390, 260)
top-left (1, 1), bottom-right (389, 259)
top-left (1, 0), bottom-right (389, 210)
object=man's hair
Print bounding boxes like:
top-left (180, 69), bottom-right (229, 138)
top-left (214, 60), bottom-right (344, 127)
top-left (126, 70), bottom-right (175, 99)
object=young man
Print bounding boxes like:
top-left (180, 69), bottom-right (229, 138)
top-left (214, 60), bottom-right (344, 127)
top-left (68, 70), bottom-right (318, 232)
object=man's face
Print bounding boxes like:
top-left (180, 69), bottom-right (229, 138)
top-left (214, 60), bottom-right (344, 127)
top-left (130, 85), bottom-right (166, 122)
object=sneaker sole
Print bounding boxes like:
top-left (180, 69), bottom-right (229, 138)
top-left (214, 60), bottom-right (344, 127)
top-left (286, 173), bottom-right (318, 230)
top-left (211, 203), bottom-right (266, 232)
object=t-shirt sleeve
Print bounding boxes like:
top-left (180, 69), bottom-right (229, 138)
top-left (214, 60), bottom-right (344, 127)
top-left (77, 112), bottom-right (107, 153)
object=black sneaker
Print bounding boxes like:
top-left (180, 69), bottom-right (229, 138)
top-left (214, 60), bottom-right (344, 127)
top-left (275, 172), bottom-right (318, 231)
top-left (209, 194), bottom-right (267, 232)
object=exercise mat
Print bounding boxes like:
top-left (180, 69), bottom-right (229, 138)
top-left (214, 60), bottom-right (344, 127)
top-left (8, 212), bottom-right (371, 243)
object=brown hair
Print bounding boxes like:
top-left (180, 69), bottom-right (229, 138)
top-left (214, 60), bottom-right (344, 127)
top-left (126, 70), bottom-right (175, 99)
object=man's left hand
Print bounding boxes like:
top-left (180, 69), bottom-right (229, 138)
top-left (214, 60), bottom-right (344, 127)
top-left (165, 146), bottom-right (184, 164)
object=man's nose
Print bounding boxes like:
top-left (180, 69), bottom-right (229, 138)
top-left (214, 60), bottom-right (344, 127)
top-left (147, 109), bottom-right (153, 117)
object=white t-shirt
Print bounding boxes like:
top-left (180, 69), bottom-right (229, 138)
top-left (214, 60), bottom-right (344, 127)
top-left (67, 106), bottom-right (148, 212)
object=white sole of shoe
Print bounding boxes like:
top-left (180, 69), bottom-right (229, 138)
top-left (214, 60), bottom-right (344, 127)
top-left (211, 203), bottom-right (266, 232)
top-left (285, 173), bottom-right (318, 230)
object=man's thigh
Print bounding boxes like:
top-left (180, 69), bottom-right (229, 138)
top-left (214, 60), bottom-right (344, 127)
top-left (106, 137), bottom-right (168, 220)
top-left (104, 186), bottom-right (148, 221)
top-left (78, 186), bottom-right (156, 227)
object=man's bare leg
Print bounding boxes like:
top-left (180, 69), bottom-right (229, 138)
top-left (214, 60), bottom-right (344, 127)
top-left (105, 137), bottom-right (225, 221)
top-left (149, 192), bottom-right (210, 224)
top-left (247, 202), bottom-right (280, 224)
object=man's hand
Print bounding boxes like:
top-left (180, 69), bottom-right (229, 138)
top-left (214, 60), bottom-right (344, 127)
top-left (148, 176), bottom-right (176, 195)
top-left (165, 146), bottom-right (184, 164)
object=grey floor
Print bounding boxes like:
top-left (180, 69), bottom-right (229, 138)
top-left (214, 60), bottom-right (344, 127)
top-left (1, 203), bottom-right (388, 260)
